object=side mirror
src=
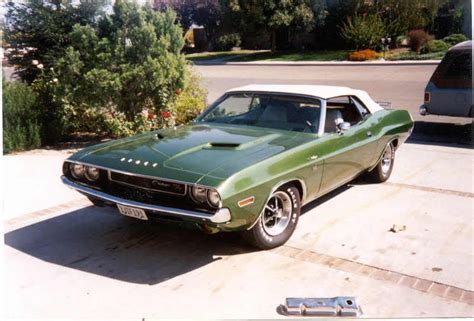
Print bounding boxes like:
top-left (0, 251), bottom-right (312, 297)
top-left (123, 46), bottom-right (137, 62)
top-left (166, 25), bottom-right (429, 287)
top-left (337, 122), bottom-right (351, 133)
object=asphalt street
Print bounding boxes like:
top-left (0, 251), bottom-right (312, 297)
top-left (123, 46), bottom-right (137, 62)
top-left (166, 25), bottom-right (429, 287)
top-left (195, 64), bottom-right (441, 121)
top-left (195, 64), bottom-right (473, 145)
top-left (2, 64), bottom-right (473, 319)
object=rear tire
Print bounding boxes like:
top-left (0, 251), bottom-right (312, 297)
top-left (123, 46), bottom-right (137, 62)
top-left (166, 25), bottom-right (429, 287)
top-left (241, 185), bottom-right (300, 250)
top-left (367, 142), bottom-right (395, 183)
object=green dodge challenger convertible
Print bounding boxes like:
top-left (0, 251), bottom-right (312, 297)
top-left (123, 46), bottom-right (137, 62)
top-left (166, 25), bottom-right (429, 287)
top-left (62, 85), bottom-right (413, 249)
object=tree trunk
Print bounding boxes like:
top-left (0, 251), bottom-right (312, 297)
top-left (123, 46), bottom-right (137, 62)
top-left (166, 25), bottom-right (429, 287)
top-left (271, 29), bottom-right (277, 53)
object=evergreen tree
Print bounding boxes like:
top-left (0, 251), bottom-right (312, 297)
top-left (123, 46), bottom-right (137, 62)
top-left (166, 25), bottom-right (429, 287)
top-left (5, 0), bottom-right (106, 84)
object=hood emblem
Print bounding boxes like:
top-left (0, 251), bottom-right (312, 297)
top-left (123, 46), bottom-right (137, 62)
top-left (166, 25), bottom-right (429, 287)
top-left (151, 180), bottom-right (170, 188)
top-left (120, 157), bottom-right (158, 168)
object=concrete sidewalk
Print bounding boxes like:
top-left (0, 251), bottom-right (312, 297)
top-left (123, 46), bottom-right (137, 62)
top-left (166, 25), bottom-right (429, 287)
top-left (3, 142), bottom-right (473, 319)
top-left (193, 59), bottom-right (441, 66)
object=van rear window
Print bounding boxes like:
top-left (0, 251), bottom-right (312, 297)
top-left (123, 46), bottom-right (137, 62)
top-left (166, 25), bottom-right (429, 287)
top-left (430, 50), bottom-right (472, 89)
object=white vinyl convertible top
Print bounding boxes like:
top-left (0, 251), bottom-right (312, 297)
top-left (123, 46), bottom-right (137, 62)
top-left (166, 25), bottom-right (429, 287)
top-left (226, 84), bottom-right (383, 113)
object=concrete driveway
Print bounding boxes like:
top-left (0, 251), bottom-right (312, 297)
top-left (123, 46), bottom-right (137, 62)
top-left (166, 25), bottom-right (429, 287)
top-left (2, 64), bottom-right (473, 318)
top-left (3, 140), bottom-right (473, 319)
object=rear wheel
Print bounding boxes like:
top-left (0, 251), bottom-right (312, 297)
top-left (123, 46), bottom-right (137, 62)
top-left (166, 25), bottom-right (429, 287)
top-left (367, 142), bottom-right (395, 183)
top-left (242, 185), bottom-right (300, 250)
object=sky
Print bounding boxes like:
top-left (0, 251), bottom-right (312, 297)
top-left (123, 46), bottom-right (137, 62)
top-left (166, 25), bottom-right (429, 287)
top-left (0, 0), bottom-right (152, 26)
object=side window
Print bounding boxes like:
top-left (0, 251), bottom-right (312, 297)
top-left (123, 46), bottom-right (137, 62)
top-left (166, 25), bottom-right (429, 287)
top-left (326, 96), bottom-right (364, 132)
top-left (351, 96), bottom-right (370, 119)
top-left (325, 96), bottom-right (349, 133)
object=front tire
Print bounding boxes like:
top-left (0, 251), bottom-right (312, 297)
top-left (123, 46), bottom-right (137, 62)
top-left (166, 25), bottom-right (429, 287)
top-left (367, 142), bottom-right (395, 183)
top-left (242, 185), bottom-right (300, 250)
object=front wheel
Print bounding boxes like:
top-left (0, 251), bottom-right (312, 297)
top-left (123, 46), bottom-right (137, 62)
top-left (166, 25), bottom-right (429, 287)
top-left (367, 142), bottom-right (395, 183)
top-left (241, 185), bottom-right (300, 250)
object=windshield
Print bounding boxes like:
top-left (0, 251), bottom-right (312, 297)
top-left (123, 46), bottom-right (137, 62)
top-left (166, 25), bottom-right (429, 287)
top-left (198, 93), bottom-right (322, 133)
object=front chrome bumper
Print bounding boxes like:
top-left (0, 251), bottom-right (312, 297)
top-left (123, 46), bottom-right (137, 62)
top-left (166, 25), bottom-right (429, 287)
top-left (61, 176), bottom-right (231, 224)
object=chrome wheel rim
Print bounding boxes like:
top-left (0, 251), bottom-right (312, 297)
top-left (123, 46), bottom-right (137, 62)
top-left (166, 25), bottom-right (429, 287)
top-left (262, 191), bottom-right (293, 236)
top-left (381, 144), bottom-right (393, 175)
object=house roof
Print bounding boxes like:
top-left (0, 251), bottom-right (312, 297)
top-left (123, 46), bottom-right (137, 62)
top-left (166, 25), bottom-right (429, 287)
top-left (226, 84), bottom-right (384, 113)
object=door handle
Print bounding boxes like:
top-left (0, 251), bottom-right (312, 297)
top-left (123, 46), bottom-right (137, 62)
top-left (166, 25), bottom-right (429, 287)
top-left (308, 155), bottom-right (318, 161)
top-left (367, 131), bottom-right (372, 137)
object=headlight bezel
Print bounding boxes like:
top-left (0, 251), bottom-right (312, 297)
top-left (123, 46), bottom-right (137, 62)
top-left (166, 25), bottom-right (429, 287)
top-left (84, 166), bottom-right (100, 182)
top-left (190, 186), bottom-right (208, 204)
top-left (70, 163), bottom-right (85, 179)
top-left (190, 185), bottom-right (221, 209)
top-left (207, 189), bottom-right (221, 208)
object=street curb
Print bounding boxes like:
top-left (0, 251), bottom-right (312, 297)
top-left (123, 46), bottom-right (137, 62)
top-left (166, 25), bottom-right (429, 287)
top-left (193, 60), bottom-right (441, 66)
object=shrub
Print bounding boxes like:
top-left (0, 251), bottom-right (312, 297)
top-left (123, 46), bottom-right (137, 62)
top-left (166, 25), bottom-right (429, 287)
top-left (348, 49), bottom-right (378, 61)
top-left (340, 14), bottom-right (385, 50)
top-left (215, 33), bottom-right (241, 51)
top-left (3, 81), bottom-right (41, 153)
top-left (421, 39), bottom-right (450, 53)
top-left (31, 1), bottom-right (189, 142)
top-left (173, 68), bottom-right (208, 125)
top-left (442, 33), bottom-right (468, 46)
top-left (97, 108), bottom-right (159, 137)
top-left (408, 29), bottom-right (432, 53)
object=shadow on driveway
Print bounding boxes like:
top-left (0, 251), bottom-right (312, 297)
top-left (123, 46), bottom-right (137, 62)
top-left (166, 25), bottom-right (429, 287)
top-left (408, 121), bottom-right (472, 148)
top-left (4, 206), bottom-right (255, 285)
top-left (5, 182), bottom-right (354, 285)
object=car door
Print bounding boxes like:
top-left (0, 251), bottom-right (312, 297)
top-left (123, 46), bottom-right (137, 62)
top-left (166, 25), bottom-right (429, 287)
top-left (317, 96), bottom-right (377, 195)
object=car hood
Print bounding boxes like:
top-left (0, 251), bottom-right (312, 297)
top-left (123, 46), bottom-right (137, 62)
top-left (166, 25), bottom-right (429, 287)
top-left (68, 124), bottom-right (312, 185)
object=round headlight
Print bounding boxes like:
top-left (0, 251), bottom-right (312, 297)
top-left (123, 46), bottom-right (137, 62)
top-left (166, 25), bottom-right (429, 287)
top-left (207, 189), bottom-right (221, 208)
top-left (85, 166), bottom-right (100, 181)
top-left (191, 186), bottom-right (208, 203)
top-left (70, 163), bottom-right (85, 178)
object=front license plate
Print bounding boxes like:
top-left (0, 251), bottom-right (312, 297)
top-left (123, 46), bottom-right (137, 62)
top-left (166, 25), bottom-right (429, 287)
top-left (117, 204), bottom-right (148, 221)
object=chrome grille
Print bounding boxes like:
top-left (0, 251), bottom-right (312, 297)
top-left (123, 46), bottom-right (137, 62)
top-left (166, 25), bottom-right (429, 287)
top-left (108, 171), bottom-right (187, 196)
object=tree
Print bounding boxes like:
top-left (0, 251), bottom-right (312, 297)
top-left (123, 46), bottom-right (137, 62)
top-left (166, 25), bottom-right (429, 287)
top-left (154, 0), bottom-right (225, 44)
top-left (32, 0), bottom-right (188, 141)
top-left (371, 0), bottom-right (448, 40)
top-left (313, 0), bottom-right (365, 49)
top-left (4, 0), bottom-right (106, 84)
top-left (433, 0), bottom-right (471, 38)
top-left (154, 0), bottom-right (195, 31)
top-left (340, 14), bottom-right (386, 49)
top-left (229, 0), bottom-right (315, 52)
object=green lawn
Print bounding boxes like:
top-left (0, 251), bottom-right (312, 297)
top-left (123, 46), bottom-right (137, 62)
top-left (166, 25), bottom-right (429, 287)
top-left (387, 51), bottom-right (446, 61)
top-left (186, 49), bottom-right (444, 62)
top-left (185, 50), bottom-right (260, 61)
top-left (230, 50), bottom-right (351, 62)
top-left (186, 50), bottom-right (350, 62)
